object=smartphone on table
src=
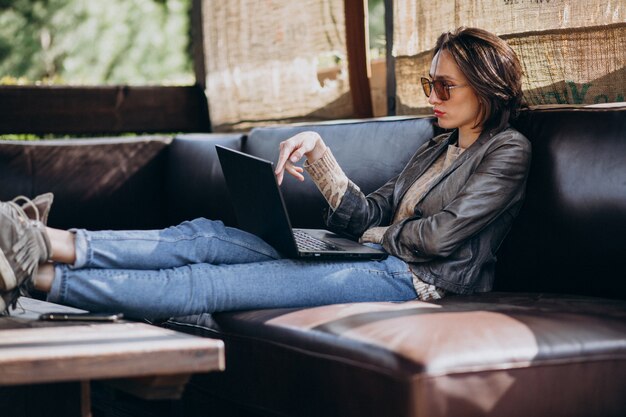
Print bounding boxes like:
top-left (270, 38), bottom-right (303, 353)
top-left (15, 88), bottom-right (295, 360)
top-left (38, 312), bottom-right (124, 322)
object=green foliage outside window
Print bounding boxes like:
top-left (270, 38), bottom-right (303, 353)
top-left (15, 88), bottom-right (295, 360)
top-left (0, 0), bottom-right (193, 85)
top-left (368, 0), bottom-right (385, 58)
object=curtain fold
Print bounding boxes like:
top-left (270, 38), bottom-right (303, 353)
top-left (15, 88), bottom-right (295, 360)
top-left (202, 0), bottom-right (353, 131)
top-left (393, 1), bottom-right (625, 114)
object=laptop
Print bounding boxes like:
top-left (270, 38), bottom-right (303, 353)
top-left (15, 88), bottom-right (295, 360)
top-left (215, 145), bottom-right (388, 260)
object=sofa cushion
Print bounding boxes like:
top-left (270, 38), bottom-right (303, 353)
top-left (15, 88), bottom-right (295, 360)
top-left (243, 117), bottom-right (437, 228)
top-left (166, 293), bottom-right (626, 417)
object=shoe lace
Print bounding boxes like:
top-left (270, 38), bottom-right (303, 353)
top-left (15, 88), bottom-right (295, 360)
top-left (8, 195), bottom-right (41, 224)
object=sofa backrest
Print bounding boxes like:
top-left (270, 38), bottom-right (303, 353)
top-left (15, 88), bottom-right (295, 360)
top-left (164, 117), bottom-right (437, 229)
top-left (498, 107), bottom-right (626, 298)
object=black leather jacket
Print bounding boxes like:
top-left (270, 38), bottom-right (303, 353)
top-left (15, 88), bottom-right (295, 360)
top-left (325, 126), bottom-right (532, 294)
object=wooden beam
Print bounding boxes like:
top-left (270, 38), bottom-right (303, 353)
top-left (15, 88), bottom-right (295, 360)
top-left (384, 0), bottom-right (396, 116)
top-left (344, 0), bottom-right (373, 118)
top-left (191, 0), bottom-right (207, 90)
top-left (0, 85), bottom-right (211, 136)
top-left (191, 0), bottom-right (212, 131)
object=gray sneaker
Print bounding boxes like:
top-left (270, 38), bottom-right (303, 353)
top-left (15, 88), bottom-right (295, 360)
top-left (21, 192), bottom-right (54, 225)
top-left (0, 194), bottom-right (53, 314)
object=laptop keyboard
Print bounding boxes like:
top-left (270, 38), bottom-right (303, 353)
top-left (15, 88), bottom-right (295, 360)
top-left (293, 230), bottom-right (340, 252)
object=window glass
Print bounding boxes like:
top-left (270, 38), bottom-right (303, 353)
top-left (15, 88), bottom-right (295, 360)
top-left (368, 0), bottom-right (385, 59)
top-left (0, 0), bottom-right (193, 85)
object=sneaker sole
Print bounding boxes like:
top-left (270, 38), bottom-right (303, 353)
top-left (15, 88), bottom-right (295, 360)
top-left (0, 248), bottom-right (17, 290)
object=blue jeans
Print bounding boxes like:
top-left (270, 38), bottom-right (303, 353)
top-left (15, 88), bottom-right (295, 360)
top-left (47, 218), bottom-right (417, 318)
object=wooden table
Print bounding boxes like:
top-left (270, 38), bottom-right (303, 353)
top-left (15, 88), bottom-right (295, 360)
top-left (0, 297), bottom-right (224, 417)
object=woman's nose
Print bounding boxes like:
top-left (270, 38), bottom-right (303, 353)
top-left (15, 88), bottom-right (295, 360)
top-left (428, 89), bottom-right (442, 105)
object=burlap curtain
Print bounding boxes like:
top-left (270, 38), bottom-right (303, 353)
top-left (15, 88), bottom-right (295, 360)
top-left (201, 0), bottom-right (352, 131)
top-left (393, 1), bottom-right (625, 115)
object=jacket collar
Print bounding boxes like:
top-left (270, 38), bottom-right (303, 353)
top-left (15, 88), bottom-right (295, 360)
top-left (441, 127), bottom-right (494, 174)
top-left (393, 131), bottom-right (454, 204)
top-left (396, 127), bottom-right (503, 209)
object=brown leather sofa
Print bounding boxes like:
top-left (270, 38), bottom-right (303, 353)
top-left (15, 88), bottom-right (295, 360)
top-left (1, 107), bottom-right (625, 417)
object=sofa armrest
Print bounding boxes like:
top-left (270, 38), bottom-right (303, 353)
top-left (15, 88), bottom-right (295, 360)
top-left (0, 136), bottom-right (172, 230)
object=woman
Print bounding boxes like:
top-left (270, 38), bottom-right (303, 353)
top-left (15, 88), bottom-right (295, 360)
top-left (0, 27), bottom-right (531, 318)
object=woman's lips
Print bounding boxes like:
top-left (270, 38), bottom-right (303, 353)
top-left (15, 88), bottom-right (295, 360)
top-left (434, 109), bottom-right (445, 118)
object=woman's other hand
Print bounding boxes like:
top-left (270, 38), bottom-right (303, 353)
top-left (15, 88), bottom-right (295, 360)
top-left (275, 131), bottom-right (327, 185)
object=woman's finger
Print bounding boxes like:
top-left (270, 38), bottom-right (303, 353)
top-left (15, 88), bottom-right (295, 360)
top-left (285, 161), bottom-right (305, 182)
top-left (275, 132), bottom-right (320, 181)
top-left (276, 157), bottom-right (304, 185)
top-left (275, 140), bottom-right (298, 176)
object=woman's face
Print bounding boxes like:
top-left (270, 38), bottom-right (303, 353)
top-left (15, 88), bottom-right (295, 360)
top-left (428, 49), bottom-right (482, 141)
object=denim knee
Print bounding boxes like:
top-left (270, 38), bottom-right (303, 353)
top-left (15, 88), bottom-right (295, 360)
top-left (175, 218), bottom-right (224, 236)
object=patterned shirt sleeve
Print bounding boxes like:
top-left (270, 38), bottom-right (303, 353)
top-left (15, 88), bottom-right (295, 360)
top-left (304, 148), bottom-right (350, 210)
top-left (359, 226), bottom-right (389, 244)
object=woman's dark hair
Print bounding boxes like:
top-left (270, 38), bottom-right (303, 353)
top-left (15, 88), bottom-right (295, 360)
top-left (434, 27), bottom-right (524, 132)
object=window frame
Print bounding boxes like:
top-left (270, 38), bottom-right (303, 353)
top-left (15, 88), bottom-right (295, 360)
top-left (0, 0), bottom-right (378, 135)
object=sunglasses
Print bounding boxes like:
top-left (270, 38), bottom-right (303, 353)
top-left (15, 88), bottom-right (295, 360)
top-left (421, 77), bottom-right (466, 101)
